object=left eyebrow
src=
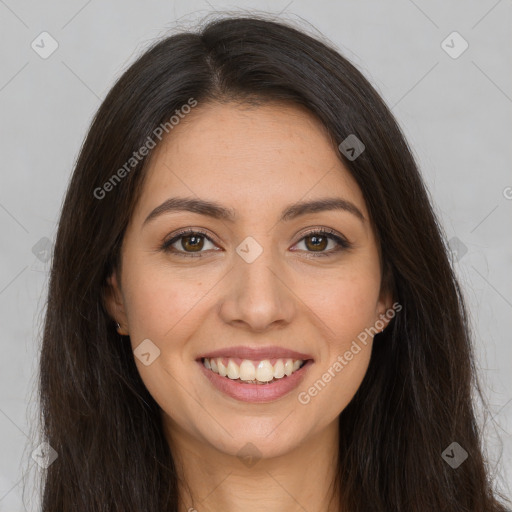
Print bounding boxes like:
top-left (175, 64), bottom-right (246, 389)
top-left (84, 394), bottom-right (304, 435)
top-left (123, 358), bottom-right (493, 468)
top-left (142, 196), bottom-right (365, 228)
top-left (280, 197), bottom-right (365, 223)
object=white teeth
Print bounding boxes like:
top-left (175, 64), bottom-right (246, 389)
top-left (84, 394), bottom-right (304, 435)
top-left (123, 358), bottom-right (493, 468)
top-left (273, 359), bottom-right (285, 379)
top-left (202, 356), bottom-right (306, 383)
top-left (217, 360), bottom-right (227, 377)
top-left (239, 360), bottom-right (256, 380)
top-left (256, 360), bottom-right (274, 382)
top-left (226, 360), bottom-right (239, 379)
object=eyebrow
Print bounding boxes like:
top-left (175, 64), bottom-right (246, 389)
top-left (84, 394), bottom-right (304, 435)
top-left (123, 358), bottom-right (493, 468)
top-left (142, 196), bottom-right (365, 227)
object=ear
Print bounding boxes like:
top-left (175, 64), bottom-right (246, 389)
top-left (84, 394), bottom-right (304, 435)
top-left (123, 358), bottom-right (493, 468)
top-left (103, 269), bottom-right (129, 335)
top-left (374, 258), bottom-right (397, 333)
top-left (375, 287), bottom-right (394, 333)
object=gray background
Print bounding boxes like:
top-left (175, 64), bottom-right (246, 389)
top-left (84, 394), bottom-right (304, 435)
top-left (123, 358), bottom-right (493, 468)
top-left (0, 0), bottom-right (511, 509)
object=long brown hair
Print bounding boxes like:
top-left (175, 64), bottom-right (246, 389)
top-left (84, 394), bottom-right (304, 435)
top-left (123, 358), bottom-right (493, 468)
top-left (35, 14), bottom-right (510, 511)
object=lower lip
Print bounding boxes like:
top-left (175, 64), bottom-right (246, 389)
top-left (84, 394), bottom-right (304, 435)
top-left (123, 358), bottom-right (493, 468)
top-left (197, 359), bottom-right (314, 403)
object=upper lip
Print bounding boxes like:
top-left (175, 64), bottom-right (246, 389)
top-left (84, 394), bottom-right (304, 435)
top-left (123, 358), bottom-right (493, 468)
top-left (198, 345), bottom-right (314, 361)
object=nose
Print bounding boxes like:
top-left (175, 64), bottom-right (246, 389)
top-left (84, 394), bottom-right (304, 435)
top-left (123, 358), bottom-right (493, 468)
top-left (218, 241), bottom-right (296, 332)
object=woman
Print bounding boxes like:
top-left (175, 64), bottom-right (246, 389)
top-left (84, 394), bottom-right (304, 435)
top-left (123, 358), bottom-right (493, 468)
top-left (37, 14), bottom-right (510, 512)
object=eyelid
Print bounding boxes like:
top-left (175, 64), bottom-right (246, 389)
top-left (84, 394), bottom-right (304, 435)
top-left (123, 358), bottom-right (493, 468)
top-left (161, 228), bottom-right (218, 253)
top-left (294, 226), bottom-right (350, 246)
top-left (290, 227), bottom-right (352, 258)
top-left (160, 226), bottom-right (351, 256)
top-left (163, 227), bottom-right (215, 244)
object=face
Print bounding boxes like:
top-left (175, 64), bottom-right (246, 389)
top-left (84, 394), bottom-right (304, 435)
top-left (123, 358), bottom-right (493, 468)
top-left (105, 101), bottom-right (392, 460)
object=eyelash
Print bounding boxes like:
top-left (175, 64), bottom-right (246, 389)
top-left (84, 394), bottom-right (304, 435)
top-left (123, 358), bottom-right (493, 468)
top-left (160, 228), bottom-right (351, 258)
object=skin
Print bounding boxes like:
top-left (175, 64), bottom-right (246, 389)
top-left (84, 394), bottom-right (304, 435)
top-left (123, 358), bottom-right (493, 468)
top-left (105, 101), bottom-right (393, 512)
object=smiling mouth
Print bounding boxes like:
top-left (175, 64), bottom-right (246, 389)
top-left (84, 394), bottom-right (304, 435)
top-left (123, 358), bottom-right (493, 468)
top-left (200, 356), bottom-right (309, 385)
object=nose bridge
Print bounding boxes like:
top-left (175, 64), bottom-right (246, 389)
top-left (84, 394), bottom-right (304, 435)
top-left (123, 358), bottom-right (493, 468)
top-left (235, 233), bottom-right (283, 303)
top-left (237, 237), bottom-right (278, 291)
top-left (219, 234), bottom-right (294, 330)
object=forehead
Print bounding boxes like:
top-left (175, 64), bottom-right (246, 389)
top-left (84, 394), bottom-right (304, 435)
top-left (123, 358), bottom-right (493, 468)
top-left (134, 101), bottom-right (367, 222)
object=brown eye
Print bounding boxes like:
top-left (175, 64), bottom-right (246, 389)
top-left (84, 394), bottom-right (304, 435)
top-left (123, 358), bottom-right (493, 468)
top-left (304, 234), bottom-right (329, 252)
top-left (161, 230), bottom-right (217, 257)
top-left (293, 229), bottom-right (350, 256)
top-left (162, 228), bottom-right (350, 259)
top-left (180, 234), bottom-right (205, 252)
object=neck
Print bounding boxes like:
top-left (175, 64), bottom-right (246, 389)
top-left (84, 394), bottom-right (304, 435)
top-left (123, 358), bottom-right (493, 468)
top-left (164, 417), bottom-right (341, 512)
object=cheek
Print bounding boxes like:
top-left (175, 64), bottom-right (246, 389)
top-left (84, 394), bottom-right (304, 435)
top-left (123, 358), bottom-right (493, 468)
top-left (307, 262), bottom-right (382, 343)
top-left (298, 286), bottom-right (376, 424)
top-left (316, 276), bottom-right (378, 381)
top-left (122, 259), bottom-right (210, 342)
top-left (297, 261), bottom-right (381, 414)
top-left (121, 263), bottom-right (206, 420)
